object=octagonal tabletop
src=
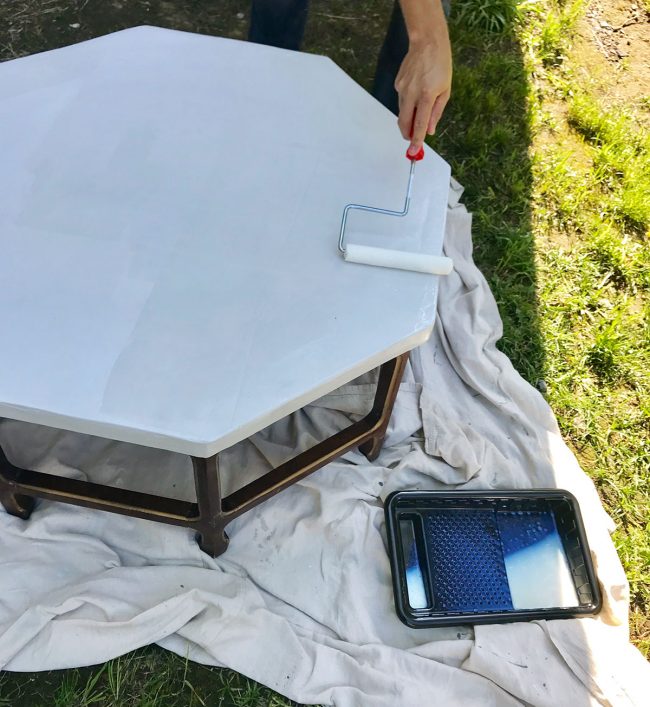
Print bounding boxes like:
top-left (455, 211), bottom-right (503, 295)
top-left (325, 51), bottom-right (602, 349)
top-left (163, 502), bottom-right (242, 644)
top-left (0, 26), bottom-right (450, 457)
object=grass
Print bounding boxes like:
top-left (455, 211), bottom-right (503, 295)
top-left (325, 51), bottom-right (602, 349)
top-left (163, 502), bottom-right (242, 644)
top-left (435, 0), bottom-right (649, 655)
top-left (0, 0), bottom-right (648, 704)
top-left (522, 0), bottom-right (650, 653)
top-left (0, 647), bottom-right (298, 707)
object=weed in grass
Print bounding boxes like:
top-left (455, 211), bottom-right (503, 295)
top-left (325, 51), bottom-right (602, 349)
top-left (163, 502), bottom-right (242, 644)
top-left (452, 0), bottom-right (521, 33)
top-left (585, 307), bottom-right (632, 383)
top-left (585, 219), bottom-right (649, 291)
top-left (536, 150), bottom-right (594, 231)
top-left (52, 666), bottom-right (109, 707)
top-left (540, 0), bottom-right (583, 66)
top-left (0, 673), bottom-right (14, 707)
top-left (568, 94), bottom-right (650, 234)
top-left (517, 0), bottom-right (584, 69)
top-left (105, 657), bottom-right (123, 704)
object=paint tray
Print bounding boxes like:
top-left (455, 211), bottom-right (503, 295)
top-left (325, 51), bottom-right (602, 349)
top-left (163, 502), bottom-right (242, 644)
top-left (384, 490), bottom-right (601, 627)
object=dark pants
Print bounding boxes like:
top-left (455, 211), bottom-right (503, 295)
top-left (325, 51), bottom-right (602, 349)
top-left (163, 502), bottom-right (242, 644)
top-left (248, 0), bottom-right (409, 116)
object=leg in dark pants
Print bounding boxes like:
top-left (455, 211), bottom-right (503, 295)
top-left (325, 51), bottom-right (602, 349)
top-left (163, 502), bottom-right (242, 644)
top-left (248, 1), bottom-right (449, 117)
top-left (249, 0), bottom-right (310, 51)
top-left (248, 0), bottom-right (404, 112)
top-left (372, 2), bottom-right (409, 116)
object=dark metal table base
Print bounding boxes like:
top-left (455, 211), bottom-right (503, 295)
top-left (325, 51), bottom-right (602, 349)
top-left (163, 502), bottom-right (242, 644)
top-left (0, 354), bottom-right (408, 557)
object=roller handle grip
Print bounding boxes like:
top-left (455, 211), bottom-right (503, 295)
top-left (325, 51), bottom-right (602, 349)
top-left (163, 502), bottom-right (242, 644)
top-left (406, 146), bottom-right (425, 162)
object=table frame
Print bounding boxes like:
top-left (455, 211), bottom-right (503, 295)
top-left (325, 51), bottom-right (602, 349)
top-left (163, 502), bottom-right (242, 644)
top-left (0, 354), bottom-right (408, 556)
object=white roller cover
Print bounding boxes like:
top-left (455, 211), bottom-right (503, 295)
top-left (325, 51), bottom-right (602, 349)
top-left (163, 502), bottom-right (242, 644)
top-left (344, 244), bottom-right (453, 275)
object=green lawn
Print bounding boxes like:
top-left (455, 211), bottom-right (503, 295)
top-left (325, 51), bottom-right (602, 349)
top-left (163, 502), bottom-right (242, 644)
top-left (444, 0), bottom-right (649, 654)
top-left (0, 0), bottom-right (648, 704)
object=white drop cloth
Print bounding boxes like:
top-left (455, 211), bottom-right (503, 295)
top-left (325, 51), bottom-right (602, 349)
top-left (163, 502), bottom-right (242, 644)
top-left (1, 183), bottom-right (648, 706)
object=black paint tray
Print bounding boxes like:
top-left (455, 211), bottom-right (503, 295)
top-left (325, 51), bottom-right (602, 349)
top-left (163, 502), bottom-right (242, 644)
top-left (384, 490), bottom-right (601, 627)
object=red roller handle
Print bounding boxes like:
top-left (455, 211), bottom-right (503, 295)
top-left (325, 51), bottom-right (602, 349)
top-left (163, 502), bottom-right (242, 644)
top-left (406, 146), bottom-right (425, 161)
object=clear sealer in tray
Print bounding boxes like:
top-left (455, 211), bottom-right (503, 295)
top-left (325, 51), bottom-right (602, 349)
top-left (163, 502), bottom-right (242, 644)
top-left (384, 490), bottom-right (601, 627)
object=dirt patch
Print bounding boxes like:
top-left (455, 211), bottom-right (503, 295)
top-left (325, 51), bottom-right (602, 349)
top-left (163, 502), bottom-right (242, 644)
top-left (582, 0), bottom-right (650, 113)
top-left (0, 0), bottom-right (393, 91)
top-left (0, 1), bottom-right (250, 60)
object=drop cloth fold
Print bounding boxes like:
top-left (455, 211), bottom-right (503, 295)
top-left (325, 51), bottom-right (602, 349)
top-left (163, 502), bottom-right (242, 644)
top-left (1, 182), bottom-right (647, 706)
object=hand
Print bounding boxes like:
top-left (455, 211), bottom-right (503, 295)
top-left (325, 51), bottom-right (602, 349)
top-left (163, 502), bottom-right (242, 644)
top-left (395, 29), bottom-right (452, 156)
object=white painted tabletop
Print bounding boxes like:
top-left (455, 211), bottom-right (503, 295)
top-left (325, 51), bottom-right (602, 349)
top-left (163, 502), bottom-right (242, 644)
top-left (0, 26), bottom-right (450, 457)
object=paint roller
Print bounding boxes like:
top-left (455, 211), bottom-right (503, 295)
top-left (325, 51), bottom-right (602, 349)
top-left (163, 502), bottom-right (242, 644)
top-left (338, 146), bottom-right (453, 276)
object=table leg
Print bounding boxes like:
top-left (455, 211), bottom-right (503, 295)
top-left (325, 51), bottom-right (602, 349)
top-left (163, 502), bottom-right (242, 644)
top-left (0, 446), bottom-right (35, 518)
top-left (358, 353), bottom-right (408, 461)
top-left (192, 455), bottom-right (229, 556)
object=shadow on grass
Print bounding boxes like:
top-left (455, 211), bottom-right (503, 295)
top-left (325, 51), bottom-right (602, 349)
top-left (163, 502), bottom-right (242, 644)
top-left (436, 14), bottom-right (542, 383)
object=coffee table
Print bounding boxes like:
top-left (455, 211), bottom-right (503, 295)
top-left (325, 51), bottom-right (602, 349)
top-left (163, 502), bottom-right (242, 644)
top-left (0, 27), bottom-right (450, 556)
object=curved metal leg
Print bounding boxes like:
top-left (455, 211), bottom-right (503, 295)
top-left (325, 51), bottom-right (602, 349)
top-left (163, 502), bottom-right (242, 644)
top-left (0, 445), bottom-right (35, 518)
top-left (359, 435), bottom-right (385, 462)
top-left (359, 353), bottom-right (408, 461)
top-left (0, 488), bottom-right (35, 519)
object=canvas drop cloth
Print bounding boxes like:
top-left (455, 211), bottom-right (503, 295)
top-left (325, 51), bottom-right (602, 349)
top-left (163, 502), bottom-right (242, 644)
top-left (1, 183), bottom-right (648, 706)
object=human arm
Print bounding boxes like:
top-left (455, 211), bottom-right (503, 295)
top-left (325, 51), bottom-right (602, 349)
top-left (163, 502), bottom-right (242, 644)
top-left (395, 0), bottom-right (452, 156)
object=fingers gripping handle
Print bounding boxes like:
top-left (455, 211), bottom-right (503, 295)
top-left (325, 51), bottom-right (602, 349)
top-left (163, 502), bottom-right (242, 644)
top-left (407, 146), bottom-right (425, 161)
